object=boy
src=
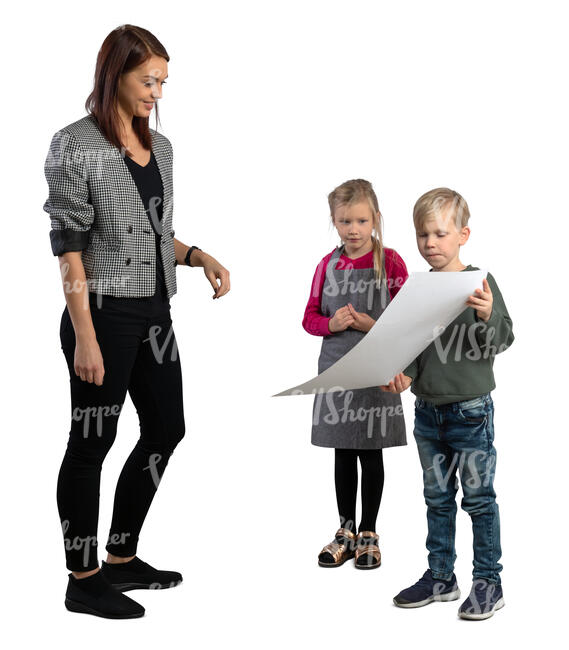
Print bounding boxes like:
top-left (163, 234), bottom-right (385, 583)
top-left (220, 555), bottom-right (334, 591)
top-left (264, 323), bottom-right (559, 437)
top-left (380, 188), bottom-right (514, 620)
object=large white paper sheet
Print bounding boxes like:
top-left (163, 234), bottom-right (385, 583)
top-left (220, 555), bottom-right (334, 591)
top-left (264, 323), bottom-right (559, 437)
top-left (273, 269), bottom-right (487, 397)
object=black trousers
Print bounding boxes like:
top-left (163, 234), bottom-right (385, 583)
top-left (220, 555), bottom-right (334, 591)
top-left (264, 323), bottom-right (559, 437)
top-left (58, 295), bottom-right (185, 571)
top-left (334, 448), bottom-right (384, 534)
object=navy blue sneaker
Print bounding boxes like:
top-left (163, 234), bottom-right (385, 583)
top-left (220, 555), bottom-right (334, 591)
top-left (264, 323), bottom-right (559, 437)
top-left (393, 569), bottom-right (461, 608)
top-left (458, 579), bottom-right (505, 620)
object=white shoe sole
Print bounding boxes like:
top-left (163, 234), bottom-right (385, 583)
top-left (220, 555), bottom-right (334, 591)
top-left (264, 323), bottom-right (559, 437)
top-left (394, 588), bottom-right (461, 608)
top-left (458, 596), bottom-right (505, 620)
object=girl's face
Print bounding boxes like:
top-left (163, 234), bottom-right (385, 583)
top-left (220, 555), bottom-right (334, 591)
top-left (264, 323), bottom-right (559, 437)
top-left (333, 200), bottom-right (376, 258)
top-left (416, 208), bottom-right (470, 271)
top-left (117, 55), bottom-right (169, 121)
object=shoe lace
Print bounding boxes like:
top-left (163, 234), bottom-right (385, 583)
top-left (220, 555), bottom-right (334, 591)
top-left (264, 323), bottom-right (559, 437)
top-left (414, 572), bottom-right (435, 590)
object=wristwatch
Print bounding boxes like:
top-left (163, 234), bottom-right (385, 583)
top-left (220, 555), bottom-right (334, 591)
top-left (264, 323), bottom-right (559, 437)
top-left (184, 246), bottom-right (202, 267)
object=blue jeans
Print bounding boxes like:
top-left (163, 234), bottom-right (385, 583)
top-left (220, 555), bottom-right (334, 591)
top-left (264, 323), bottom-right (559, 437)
top-left (413, 393), bottom-right (502, 584)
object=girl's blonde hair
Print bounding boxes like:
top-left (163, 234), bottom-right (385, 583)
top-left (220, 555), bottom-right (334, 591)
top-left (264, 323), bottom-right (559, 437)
top-left (413, 187), bottom-right (470, 232)
top-left (328, 179), bottom-right (384, 283)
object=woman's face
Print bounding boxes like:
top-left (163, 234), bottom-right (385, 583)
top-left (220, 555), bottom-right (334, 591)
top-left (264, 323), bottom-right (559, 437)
top-left (117, 55), bottom-right (168, 120)
top-left (333, 200), bottom-right (376, 257)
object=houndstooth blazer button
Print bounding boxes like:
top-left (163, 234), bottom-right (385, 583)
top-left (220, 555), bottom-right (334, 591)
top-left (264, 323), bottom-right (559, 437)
top-left (125, 258), bottom-right (131, 265)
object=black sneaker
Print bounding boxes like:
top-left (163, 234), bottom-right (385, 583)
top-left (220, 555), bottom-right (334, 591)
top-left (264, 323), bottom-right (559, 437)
top-left (101, 556), bottom-right (183, 591)
top-left (393, 569), bottom-right (461, 608)
top-left (458, 579), bottom-right (505, 620)
top-left (65, 570), bottom-right (145, 619)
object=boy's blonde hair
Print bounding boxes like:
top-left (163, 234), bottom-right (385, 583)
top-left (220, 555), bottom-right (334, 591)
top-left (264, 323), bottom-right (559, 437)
top-left (328, 179), bottom-right (384, 283)
top-left (413, 187), bottom-right (470, 232)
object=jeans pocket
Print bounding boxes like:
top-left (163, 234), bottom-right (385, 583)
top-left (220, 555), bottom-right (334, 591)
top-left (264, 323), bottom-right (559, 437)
top-left (457, 404), bottom-right (487, 424)
top-left (456, 396), bottom-right (488, 424)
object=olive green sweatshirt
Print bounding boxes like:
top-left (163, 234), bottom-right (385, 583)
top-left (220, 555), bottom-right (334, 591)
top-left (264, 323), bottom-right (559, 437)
top-left (402, 265), bottom-right (514, 405)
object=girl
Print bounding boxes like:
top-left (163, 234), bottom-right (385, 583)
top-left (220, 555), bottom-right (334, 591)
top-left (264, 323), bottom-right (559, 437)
top-left (302, 179), bottom-right (408, 569)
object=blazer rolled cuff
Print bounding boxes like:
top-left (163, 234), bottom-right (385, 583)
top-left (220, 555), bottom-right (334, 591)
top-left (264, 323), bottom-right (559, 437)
top-left (50, 228), bottom-right (91, 256)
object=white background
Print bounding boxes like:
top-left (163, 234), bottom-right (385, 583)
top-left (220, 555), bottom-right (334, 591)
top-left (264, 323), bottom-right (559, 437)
top-left (3, 0), bottom-right (566, 646)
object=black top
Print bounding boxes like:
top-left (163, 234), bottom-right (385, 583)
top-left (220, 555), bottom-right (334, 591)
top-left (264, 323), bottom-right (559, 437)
top-left (89, 150), bottom-right (170, 316)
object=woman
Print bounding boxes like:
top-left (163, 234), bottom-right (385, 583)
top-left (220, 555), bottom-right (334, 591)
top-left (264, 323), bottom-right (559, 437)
top-left (43, 24), bottom-right (230, 619)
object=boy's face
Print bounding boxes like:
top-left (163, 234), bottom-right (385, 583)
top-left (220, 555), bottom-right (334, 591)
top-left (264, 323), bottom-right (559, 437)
top-left (416, 206), bottom-right (470, 272)
top-left (333, 200), bottom-right (376, 257)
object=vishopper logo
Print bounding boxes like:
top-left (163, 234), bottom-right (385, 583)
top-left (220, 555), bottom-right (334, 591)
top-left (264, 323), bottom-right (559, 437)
top-left (87, 276), bottom-right (134, 309)
top-left (146, 194), bottom-right (163, 235)
top-left (339, 515), bottom-right (356, 533)
top-left (61, 519), bottom-right (97, 568)
top-left (312, 386), bottom-right (403, 438)
top-left (59, 261), bottom-right (131, 303)
top-left (144, 323), bottom-right (178, 364)
top-left (46, 131), bottom-right (118, 180)
top-left (313, 258), bottom-right (405, 306)
top-left (323, 273), bottom-right (384, 311)
top-left (107, 531), bottom-right (132, 546)
top-left (431, 322), bottom-right (509, 363)
top-left (61, 519), bottom-right (131, 567)
top-left (143, 453), bottom-right (164, 490)
top-left (431, 580), bottom-right (457, 598)
top-left (317, 270), bottom-right (406, 311)
top-left (426, 450), bottom-right (496, 492)
top-left (83, 148), bottom-right (118, 179)
top-left (461, 579), bottom-right (501, 616)
top-left (72, 403), bottom-right (123, 438)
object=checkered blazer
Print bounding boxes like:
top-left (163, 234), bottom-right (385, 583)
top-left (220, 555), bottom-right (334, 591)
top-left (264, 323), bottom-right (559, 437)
top-left (43, 114), bottom-right (178, 299)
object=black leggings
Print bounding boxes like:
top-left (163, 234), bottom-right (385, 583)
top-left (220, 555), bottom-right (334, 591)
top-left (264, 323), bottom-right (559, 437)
top-left (334, 448), bottom-right (384, 534)
top-left (57, 298), bottom-right (185, 571)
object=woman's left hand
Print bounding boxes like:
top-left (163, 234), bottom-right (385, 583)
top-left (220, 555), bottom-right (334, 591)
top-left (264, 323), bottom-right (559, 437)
top-left (199, 252), bottom-right (231, 299)
top-left (346, 303), bottom-right (376, 332)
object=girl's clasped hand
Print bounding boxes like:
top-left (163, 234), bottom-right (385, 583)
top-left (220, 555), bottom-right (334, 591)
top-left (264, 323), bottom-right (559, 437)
top-left (329, 302), bottom-right (406, 393)
top-left (329, 303), bottom-right (376, 333)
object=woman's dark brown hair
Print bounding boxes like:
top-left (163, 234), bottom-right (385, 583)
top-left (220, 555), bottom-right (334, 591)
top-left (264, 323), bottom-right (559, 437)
top-left (85, 24), bottom-right (169, 154)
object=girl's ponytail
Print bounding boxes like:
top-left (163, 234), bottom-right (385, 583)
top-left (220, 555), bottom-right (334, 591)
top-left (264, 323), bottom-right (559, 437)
top-left (371, 234), bottom-right (384, 286)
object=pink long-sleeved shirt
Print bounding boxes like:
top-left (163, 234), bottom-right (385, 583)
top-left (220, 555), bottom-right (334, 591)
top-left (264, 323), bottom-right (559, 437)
top-left (302, 247), bottom-right (409, 336)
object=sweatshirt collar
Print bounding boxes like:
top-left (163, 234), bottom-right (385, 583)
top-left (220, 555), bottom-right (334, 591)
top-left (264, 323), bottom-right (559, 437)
top-left (429, 264), bottom-right (474, 272)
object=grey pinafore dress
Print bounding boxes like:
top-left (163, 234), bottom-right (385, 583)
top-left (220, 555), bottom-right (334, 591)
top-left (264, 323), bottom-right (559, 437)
top-left (311, 244), bottom-right (407, 450)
